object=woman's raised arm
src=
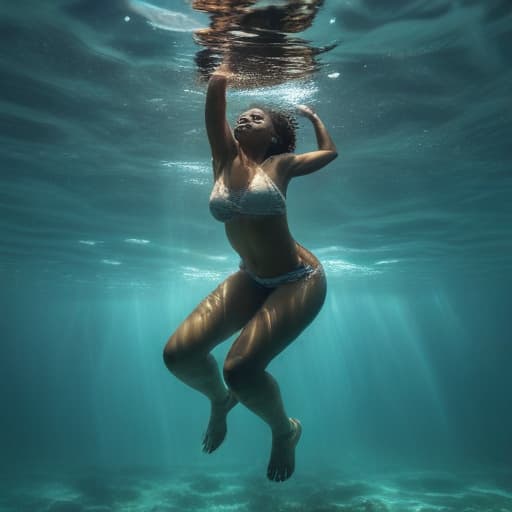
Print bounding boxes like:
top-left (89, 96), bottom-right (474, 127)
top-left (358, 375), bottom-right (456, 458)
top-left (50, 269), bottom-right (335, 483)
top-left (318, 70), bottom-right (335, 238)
top-left (282, 105), bottom-right (337, 179)
top-left (205, 72), bottom-right (238, 172)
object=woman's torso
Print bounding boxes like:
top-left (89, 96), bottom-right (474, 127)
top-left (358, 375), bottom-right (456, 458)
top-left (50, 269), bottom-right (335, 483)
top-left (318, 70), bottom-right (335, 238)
top-left (210, 155), bottom-right (317, 277)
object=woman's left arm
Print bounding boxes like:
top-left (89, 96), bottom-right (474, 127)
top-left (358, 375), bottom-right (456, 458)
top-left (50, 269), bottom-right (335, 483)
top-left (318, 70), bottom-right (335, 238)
top-left (282, 105), bottom-right (338, 178)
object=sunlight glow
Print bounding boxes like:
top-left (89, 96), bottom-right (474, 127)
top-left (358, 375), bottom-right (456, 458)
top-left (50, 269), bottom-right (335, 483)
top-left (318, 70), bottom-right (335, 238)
top-left (102, 259), bottom-right (122, 266)
top-left (182, 266), bottom-right (224, 281)
top-left (323, 258), bottom-right (381, 276)
top-left (79, 240), bottom-right (102, 246)
top-left (127, 0), bottom-right (203, 32)
top-left (160, 161), bottom-right (209, 174)
top-left (375, 259), bottom-right (400, 265)
top-left (125, 238), bottom-right (150, 245)
top-left (233, 81), bottom-right (318, 106)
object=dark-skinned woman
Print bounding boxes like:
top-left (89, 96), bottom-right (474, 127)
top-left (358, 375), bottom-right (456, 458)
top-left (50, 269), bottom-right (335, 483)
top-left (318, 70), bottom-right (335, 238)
top-left (163, 70), bottom-right (337, 482)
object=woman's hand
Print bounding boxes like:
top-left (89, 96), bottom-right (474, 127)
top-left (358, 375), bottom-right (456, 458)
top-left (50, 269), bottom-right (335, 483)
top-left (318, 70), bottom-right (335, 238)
top-left (296, 104), bottom-right (317, 119)
top-left (211, 62), bottom-right (236, 83)
top-left (295, 104), bottom-right (337, 155)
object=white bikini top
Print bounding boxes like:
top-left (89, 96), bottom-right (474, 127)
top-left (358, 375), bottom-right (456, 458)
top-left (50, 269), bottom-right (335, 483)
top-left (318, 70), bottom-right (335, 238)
top-left (209, 167), bottom-right (286, 222)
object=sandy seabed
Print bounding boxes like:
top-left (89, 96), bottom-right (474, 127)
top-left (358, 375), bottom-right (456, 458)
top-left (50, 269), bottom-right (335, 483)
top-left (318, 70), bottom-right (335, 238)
top-left (1, 466), bottom-right (511, 512)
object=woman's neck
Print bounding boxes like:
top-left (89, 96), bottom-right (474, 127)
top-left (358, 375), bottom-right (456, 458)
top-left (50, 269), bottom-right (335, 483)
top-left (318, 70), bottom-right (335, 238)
top-left (239, 145), bottom-right (268, 165)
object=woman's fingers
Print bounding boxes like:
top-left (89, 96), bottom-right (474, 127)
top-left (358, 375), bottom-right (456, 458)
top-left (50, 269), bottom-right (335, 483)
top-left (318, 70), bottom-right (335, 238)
top-left (295, 104), bottom-right (316, 118)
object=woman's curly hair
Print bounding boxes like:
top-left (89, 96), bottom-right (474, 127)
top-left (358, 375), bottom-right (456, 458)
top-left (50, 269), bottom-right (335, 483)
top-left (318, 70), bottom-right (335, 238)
top-left (250, 105), bottom-right (299, 158)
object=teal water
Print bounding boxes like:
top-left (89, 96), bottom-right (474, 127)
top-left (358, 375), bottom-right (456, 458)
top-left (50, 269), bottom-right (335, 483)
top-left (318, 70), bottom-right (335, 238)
top-left (1, 1), bottom-right (511, 511)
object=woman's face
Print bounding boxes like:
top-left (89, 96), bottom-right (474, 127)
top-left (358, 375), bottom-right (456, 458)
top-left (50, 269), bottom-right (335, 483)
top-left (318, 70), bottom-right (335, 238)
top-left (234, 108), bottom-right (275, 145)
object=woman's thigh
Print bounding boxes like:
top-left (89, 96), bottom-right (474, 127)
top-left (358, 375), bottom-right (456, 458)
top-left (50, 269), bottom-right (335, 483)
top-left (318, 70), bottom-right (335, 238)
top-left (225, 267), bottom-right (327, 371)
top-left (165, 270), bottom-right (273, 358)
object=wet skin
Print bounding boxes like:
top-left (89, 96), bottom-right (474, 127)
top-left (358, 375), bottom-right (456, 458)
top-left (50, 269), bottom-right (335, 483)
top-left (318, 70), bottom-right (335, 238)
top-left (163, 73), bottom-right (337, 481)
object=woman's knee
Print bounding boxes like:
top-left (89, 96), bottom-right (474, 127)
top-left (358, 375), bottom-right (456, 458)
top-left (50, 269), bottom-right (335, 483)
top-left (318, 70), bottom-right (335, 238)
top-left (162, 335), bottom-right (179, 370)
top-left (162, 333), bottom-right (201, 371)
top-left (223, 356), bottom-right (261, 390)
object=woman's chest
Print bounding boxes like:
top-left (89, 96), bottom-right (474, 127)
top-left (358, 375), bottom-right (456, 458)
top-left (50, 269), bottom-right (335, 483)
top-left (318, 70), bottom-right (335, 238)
top-left (220, 158), bottom-right (286, 194)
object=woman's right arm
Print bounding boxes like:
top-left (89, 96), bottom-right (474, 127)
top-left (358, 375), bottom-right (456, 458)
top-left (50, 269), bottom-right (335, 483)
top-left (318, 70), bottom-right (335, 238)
top-left (205, 73), bottom-right (237, 174)
top-left (280, 105), bottom-right (338, 179)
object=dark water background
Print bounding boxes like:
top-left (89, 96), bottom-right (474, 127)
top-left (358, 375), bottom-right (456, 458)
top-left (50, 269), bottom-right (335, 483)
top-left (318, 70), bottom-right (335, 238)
top-left (1, 1), bottom-right (511, 510)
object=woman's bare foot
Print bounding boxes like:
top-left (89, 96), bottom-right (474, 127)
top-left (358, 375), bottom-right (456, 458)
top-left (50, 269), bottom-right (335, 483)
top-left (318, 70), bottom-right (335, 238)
top-left (202, 391), bottom-right (238, 454)
top-left (267, 418), bottom-right (302, 482)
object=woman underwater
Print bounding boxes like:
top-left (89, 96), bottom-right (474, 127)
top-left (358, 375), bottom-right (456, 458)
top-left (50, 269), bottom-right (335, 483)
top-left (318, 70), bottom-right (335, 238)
top-left (163, 70), bottom-right (337, 482)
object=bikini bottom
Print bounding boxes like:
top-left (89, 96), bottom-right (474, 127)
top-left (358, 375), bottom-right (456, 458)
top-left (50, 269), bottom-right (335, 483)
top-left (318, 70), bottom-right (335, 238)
top-left (239, 259), bottom-right (323, 289)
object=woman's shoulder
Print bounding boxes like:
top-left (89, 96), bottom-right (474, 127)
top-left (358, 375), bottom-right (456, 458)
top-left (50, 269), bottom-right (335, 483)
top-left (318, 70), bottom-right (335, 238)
top-left (264, 152), bottom-right (294, 164)
top-left (264, 153), bottom-right (296, 172)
